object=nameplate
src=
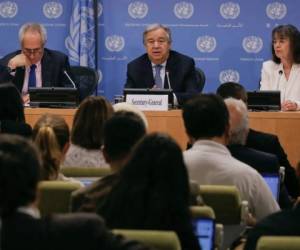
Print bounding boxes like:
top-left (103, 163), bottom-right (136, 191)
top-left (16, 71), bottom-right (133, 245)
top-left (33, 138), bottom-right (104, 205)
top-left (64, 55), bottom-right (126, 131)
top-left (126, 94), bottom-right (169, 111)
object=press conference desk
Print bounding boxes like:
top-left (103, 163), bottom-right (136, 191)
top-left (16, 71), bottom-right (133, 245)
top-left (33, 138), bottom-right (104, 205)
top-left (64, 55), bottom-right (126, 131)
top-left (24, 108), bottom-right (300, 167)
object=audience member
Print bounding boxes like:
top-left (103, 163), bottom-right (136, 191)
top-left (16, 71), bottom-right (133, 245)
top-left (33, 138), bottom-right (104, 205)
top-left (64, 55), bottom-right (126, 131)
top-left (182, 94), bottom-right (279, 221)
top-left (260, 24), bottom-right (300, 111)
top-left (0, 82), bottom-right (32, 137)
top-left (32, 113), bottom-right (81, 185)
top-left (217, 81), bottom-right (300, 198)
top-left (62, 96), bottom-right (113, 168)
top-left (0, 23), bottom-right (75, 104)
top-left (124, 23), bottom-right (202, 104)
top-left (0, 134), bottom-right (151, 250)
top-left (71, 111), bottom-right (146, 212)
top-left (98, 133), bottom-right (201, 250)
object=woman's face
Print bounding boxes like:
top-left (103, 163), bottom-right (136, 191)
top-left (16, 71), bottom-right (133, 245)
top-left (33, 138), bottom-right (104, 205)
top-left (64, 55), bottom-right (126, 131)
top-left (273, 33), bottom-right (293, 62)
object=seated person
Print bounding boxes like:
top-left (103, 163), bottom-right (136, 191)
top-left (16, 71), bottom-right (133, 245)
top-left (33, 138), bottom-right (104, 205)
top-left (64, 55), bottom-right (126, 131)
top-left (216, 81), bottom-right (300, 199)
top-left (32, 113), bottom-right (82, 186)
top-left (125, 23), bottom-right (203, 104)
top-left (0, 22), bottom-right (75, 104)
top-left (0, 82), bottom-right (32, 138)
top-left (0, 134), bottom-right (150, 250)
top-left (62, 96), bottom-right (114, 168)
top-left (97, 133), bottom-right (201, 250)
top-left (71, 111), bottom-right (147, 212)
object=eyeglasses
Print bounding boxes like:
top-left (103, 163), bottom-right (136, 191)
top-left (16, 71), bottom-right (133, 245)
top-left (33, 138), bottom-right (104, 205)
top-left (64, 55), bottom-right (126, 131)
top-left (22, 47), bottom-right (43, 55)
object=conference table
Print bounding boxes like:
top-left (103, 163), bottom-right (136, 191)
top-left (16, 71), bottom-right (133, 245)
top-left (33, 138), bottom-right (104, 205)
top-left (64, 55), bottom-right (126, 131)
top-left (25, 108), bottom-right (300, 167)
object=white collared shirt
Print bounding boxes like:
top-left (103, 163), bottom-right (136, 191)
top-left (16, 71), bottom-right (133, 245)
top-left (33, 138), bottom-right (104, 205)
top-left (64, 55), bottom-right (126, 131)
top-left (22, 61), bottom-right (42, 95)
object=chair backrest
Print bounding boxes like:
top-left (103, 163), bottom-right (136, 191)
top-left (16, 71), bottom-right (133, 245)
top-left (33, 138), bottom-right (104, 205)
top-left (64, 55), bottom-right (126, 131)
top-left (61, 167), bottom-right (111, 177)
top-left (195, 67), bottom-right (206, 92)
top-left (113, 229), bottom-right (181, 250)
top-left (38, 181), bottom-right (82, 216)
top-left (257, 236), bottom-right (300, 250)
top-left (70, 66), bottom-right (99, 101)
top-left (199, 185), bottom-right (244, 224)
top-left (190, 205), bottom-right (215, 219)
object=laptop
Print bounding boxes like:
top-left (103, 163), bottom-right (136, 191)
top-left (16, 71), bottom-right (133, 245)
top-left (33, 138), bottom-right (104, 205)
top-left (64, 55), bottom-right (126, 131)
top-left (193, 217), bottom-right (215, 250)
top-left (247, 91), bottom-right (281, 111)
top-left (262, 173), bottom-right (280, 201)
top-left (29, 87), bottom-right (79, 108)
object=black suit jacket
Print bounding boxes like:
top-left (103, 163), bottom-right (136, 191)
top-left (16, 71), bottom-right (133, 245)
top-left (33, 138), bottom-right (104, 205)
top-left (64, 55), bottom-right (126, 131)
top-left (2, 212), bottom-right (150, 250)
top-left (0, 48), bottom-right (73, 92)
top-left (125, 50), bottom-right (201, 96)
top-left (244, 204), bottom-right (300, 250)
top-left (246, 129), bottom-right (300, 198)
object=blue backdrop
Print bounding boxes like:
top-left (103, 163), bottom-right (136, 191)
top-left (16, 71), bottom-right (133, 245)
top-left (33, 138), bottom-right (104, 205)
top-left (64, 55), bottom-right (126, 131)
top-left (0, 0), bottom-right (299, 101)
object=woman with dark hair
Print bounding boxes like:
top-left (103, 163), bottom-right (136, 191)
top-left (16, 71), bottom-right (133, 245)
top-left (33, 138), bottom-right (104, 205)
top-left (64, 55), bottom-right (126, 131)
top-left (98, 133), bottom-right (200, 250)
top-left (260, 24), bottom-right (300, 111)
top-left (62, 96), bottom-right (113, 168)
top-left (0, 82), bottom-right (32, 137)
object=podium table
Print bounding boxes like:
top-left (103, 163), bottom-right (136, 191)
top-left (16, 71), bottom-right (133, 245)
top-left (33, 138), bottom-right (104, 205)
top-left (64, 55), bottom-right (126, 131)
top-left (25, 108), bottom-right (300, 167)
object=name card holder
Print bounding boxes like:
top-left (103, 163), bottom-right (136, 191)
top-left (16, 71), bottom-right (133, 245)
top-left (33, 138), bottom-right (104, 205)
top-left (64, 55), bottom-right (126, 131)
top-left (126, 94), bottom-right (169, 111)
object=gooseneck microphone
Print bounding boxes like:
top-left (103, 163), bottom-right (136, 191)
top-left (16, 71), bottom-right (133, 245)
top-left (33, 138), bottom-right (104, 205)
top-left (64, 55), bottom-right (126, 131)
top-left (63, 69), bottom-right (77, 89)
top-left (276, 70), bottom-right (283, 90)
top-left (165, 70), bottom-right (172, 90)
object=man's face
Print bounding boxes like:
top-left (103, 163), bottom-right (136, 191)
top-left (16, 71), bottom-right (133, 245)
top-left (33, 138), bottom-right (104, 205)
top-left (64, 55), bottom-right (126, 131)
top-left (144, 28), bottom-right (171, 64)
top-left (22, 31), bottom-right (44, 65)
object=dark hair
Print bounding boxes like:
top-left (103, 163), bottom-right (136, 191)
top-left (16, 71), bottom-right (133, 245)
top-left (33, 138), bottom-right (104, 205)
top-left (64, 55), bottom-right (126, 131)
top-left (272, 24), bottom-right (300, 63)
top-left (0, 134), bottom-right (41, 217)
top-left (99, 133), bottom-right (199, 250)
top-left (0, 82), bottom-right (25, 122)
top-left (71, 96), bottom-right (113, 149)
top-left (103, 111), bottom-right (146, 161)
top-left (182, 94), bottom-right (229, 139)
top-left (216, 82), bottom-right (248, 103)
top-left (32, 114), bottom-right (69, 180)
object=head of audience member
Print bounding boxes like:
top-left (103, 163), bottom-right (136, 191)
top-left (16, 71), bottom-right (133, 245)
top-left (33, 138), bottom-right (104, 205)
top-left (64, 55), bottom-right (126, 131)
top-left (143, 23), bottom-right (172, 65)
top-left (102, 111), bottom-right (146, 172)
top-left (99, 133), bottom-right (192, 234)
top-left (271, 24), bottom-right (300, 64)
top-left (32, 114), bottom-right (69, 180)
top-left (19, 22), bottom-right (47, 65)
top-left (0, 82), bottom-right (25, 122)
top-left (0, 134), bottom-right (41, 217)
top-left (71, 96), bottom-right (113, 150)
top-left (224, 98), bottom-right (249, 145)
top-left (113, 102), bottom-right (148, 129)
top-left (182, 94), bottom-right (230, 145)
top-left (216, 82), bottom-right (248, 103)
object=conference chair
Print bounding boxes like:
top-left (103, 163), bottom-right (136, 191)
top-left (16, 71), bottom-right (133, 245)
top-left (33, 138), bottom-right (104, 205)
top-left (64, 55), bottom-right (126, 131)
top-left (38, 181), bottom-right (82, 216)
top-left (113, 229), bottom-right (181, 250)
top-left (61, 167), bottom-right (111, 177)
top-left (70, 66), bottom-right (99, 101)
top-left (195, 67), bottom-right (206, 92)
top-left (256, 236), bottom-right (300, 250)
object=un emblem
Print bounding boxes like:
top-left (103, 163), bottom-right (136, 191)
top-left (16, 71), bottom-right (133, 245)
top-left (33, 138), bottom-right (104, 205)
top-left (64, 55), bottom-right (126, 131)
top-left (242, 36), bottom-right (263, 54)
top-left (266, 2), bottom-right (287, 20)
top-left (0, 1), bottom-right (18, 18)
top-left (196, 36), bottom-right (217, 53)
top-left (98, 2), bottom-right (103, 17)
top-left (219, 70), bottom-right (240, 83)
top-left (220, 2), bottom-right (240, 19)
top-left (43, 2), bottom-right (63, 19)
top-left (174, 1), bottom-right (194, 19)
top-left (98, 69), bottom-right (103, 84)
top-left (128, 1), bottom-right (148, 19)
top-left (105, 35), bottom-right (125, 52)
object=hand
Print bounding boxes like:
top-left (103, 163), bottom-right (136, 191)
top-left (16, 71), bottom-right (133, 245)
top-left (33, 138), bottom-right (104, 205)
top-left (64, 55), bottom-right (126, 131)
top-left (22, 94), bottom-right (30, 105)
top-left (8, 54), bottom-right (30, 69)
top-left (281, 100), bottom-right (298, 111)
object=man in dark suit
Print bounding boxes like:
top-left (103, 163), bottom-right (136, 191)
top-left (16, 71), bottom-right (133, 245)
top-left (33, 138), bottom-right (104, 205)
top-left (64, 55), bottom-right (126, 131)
top-left (0, 134), bottom-right (150, 250)
top-left (0, 23), bottom-right (74, 104)
top-left (216, 82), bottom-right (300, 199)
top-left (125, 23), bottom-right (202, 104)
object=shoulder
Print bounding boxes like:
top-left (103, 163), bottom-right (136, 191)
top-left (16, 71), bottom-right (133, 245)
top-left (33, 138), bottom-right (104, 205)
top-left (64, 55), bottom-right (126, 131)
top-left (262, 60), bottom-right (279, 71)
top-left (248, 129), bottom-right (277, 142)
top-left (43, 48), bottom-right (68, 60)
top-left (128, 53), bottom-right (149, 67)
top-left (169, 50), bottom-right (194, 63)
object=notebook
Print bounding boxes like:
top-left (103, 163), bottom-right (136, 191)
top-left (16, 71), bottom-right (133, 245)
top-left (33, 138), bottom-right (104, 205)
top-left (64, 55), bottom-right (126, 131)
top-left (262, 173), bottom-right (280, 201)
top-left (193, 217), bottom-right (215, 250)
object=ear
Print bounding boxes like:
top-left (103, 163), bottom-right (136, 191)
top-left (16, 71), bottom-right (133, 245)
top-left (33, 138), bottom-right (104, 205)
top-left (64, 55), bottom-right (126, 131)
top-left (102, 145), bottom-right (111, 163)
top-left (62, 141), bottom-right (70, 156)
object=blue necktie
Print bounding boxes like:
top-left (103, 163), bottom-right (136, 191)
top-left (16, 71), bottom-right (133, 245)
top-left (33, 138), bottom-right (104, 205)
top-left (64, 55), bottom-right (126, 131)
top-left (154, 64), bottom-right (163, 89)
top-left (28, 64), bottom-right (36, 88)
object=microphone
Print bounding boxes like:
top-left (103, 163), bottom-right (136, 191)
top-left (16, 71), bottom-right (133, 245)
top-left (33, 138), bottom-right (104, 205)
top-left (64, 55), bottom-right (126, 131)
top-left (276, 70), bottom-right (283, 90)
top-left (165, 70), bottom-right (172, 90)
top-left (63, 69), bottom-right (77, 89)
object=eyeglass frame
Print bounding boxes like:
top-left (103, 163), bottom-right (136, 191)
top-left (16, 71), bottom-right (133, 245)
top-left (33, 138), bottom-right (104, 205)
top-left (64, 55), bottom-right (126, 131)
top-left (22, 47), bottom-right (44, 56)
